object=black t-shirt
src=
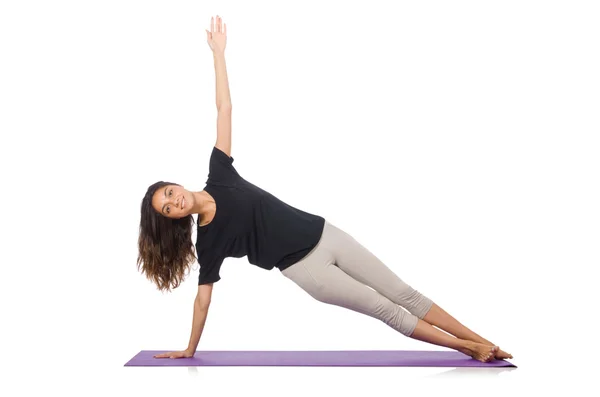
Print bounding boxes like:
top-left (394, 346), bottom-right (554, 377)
top-left (195, 146), bottom-right (326, 285)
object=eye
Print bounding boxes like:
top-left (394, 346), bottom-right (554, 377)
top-left (169, 189), bottom-right (173, 196)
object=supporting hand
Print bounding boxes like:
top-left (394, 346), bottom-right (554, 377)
top-left (153, 349), bottom-right (195, 359)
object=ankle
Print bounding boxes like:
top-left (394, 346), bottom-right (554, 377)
top-left (461, 340), bottom-right (475, 351)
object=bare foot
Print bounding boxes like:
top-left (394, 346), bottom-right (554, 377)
top-left (463, 342), bottom-right (498, 362)
top-left (495, 348), bottom-right (513, 360)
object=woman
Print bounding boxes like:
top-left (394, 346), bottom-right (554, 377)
top-left (137, 15), bottom-right (513, 362)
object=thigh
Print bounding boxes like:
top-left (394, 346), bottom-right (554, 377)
top-left (321, 221), bottom-right (419, 303)
top-left (282, 248), bottom-right (394, 318)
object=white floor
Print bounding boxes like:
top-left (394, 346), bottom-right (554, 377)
top-left (13, 361), bottom-right (578, 397)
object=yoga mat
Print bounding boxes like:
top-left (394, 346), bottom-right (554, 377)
top-left (124, 350), bottom-right (516, 367)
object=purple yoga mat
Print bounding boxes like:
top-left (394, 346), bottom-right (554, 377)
top-left (124, 350), bottom-right (516, 367)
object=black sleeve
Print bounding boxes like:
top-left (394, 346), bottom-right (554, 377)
top-left (198, 255), bottom-right (224, 285)
top-left (207, 146), bottom-right (241, 186)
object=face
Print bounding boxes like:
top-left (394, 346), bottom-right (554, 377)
top-left (152, 184), bottom-right (192, 219)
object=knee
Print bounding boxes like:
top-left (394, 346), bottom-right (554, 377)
top-left (385, 304), bottom-right (417, 337)
top-left (370, 298), bottom-right (414, 337)
top-left (396, 288), bottom-right (433, 319)
top-left (395, 287), bottom-right (420, 304)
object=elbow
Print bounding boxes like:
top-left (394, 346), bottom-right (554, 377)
top-left (195, 297), bottom-right (211, 310)
top-left (217, 102), bottom-right (232, 112)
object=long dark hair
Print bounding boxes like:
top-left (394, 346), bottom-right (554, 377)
top-left (137, 181), bottom-right (197, 292)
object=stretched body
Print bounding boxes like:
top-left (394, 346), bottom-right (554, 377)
top-left (138, 15), bottom-right (512, 363)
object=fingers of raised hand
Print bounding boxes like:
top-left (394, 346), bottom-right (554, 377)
top-left (210, 15), bottom-right (226, 35)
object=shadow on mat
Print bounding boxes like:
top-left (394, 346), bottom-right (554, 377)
top-left (429, 366), bottom-right (517, 378)
top-left (186, 366), bottom-right (517, 378)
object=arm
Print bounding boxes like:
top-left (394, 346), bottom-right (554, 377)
top-left (206, 15), bottom-right (232, 157)
top-left (213, 44), bottom-right (232, 156)
top-left (213, 51), bottom-right (232, 111)
top-left (154, 284), bottom-right (213, 359)
top-left (186, 283), bottom-right (214, 353)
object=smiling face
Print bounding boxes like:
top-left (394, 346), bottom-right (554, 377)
top-left (151, 184), bottom-right (192, 219)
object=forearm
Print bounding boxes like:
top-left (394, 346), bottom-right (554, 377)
top-left (186, 300), bottom-right (210, 353)
top-left (213, 51), bottom-right (232, 110)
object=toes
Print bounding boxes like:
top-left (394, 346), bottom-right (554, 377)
top-left (494, 348), bottom-right (512, 360)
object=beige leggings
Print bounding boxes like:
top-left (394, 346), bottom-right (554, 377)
top-left (281, 220), bottom-right (433, 337)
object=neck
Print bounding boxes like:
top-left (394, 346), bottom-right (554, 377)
top-left (191, 190), bottom-right (214, 217)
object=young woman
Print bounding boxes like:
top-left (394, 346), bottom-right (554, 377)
top-left (137, 15), bottom-right (512, 362)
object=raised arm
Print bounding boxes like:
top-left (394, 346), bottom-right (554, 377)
top-left (206, 15), bottom-right (232, 157)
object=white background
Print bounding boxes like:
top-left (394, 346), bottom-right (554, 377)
top-left (1, 0), bottom-right (598, 396)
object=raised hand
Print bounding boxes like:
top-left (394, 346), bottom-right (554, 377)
top-left (206, 15), bottom-right (227, 54)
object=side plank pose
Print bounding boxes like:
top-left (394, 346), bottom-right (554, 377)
top-left (137, 16), bottom-right (513, 363)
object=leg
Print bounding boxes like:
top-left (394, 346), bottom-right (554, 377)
top-left (281, 236), bottom-right (497, 362)
top-left (283, 255), bottom-right (419, 337)
top-left (322, 221), bottom-right (433, 319)
top-left (322, 221), bottom-right (511, 359)
top-left (423, 303), bottom-right (512, 359)
top-left (410, 318), bottom-right (498, 362)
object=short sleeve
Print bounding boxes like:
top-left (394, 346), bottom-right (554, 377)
top-left (207, 146), bottom-right (241, 187)
top-left (198, 255), bottom-right (224, 285)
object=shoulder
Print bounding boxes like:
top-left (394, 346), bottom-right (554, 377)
top-left (212, 145), bottom-right (234, 163)
top-left (208, 146), bottom-right (240, 184)
top-left (214, 144), bottom-right (232, 158)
